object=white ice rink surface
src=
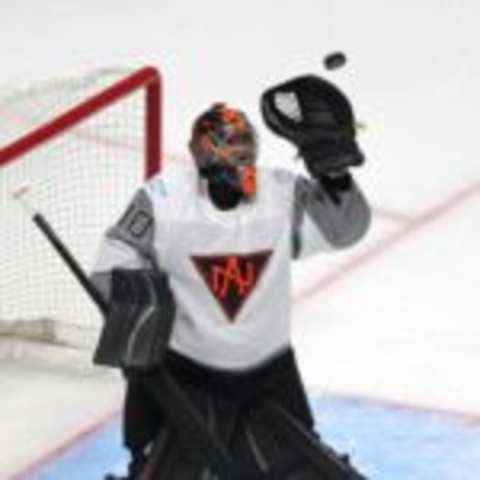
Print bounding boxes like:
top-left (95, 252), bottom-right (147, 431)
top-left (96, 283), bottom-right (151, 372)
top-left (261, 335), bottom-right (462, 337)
top-left (1, 0), bottom-right (479, 477)
top-left (293, 186), bottom-right (480, 416)
top-left (0, 361), bottom-right (123, 478)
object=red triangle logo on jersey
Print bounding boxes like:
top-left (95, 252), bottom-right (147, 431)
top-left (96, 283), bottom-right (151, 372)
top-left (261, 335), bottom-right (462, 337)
top-left (192, 250), bottom-right (272, 322)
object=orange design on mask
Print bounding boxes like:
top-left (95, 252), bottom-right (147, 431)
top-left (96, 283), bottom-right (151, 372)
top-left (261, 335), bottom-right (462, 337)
top-left (218, 105), bottom-right (247, 132)
top-left (241, 165), bottom-right (257, 197)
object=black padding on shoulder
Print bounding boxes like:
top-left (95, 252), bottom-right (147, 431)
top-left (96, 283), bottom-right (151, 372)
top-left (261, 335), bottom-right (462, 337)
top-left (93, 268), bottom-right (175, 371)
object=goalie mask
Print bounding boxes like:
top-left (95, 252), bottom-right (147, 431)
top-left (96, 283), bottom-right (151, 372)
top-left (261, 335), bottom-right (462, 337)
top-left (189, 103), bottom-right (258, 200)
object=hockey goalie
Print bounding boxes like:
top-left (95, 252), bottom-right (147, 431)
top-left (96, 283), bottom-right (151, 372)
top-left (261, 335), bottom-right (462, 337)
top-left (92, 75), bottom-right (371, 479)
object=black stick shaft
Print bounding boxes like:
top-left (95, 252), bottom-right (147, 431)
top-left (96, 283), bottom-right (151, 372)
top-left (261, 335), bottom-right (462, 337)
top-left (32, 213), bottom-right (109, 315)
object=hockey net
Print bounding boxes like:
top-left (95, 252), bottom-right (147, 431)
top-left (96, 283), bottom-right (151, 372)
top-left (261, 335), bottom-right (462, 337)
top-left (0, 66), bottom-right (162, 366)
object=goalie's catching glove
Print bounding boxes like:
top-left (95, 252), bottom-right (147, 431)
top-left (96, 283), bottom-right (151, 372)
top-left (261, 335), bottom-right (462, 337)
top-left (260, 75), bottom-right (365, 176)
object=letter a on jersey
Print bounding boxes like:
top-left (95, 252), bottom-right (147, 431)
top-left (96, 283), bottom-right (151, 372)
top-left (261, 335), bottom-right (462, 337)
top-left (192, 250), bottom-right (272, 321)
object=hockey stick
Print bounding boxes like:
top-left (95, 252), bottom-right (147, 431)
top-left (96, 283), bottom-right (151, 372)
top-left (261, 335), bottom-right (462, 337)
top-left (11, 185), bottom-right (109, 315)
top-left (11, 185), bottom-right (240, 479)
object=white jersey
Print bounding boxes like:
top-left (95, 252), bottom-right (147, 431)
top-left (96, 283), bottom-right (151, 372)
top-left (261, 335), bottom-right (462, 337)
top-left (92, 162), bottom-right (370, 370)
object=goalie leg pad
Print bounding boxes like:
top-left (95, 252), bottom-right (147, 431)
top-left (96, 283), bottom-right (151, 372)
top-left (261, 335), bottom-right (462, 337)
top-left (241, 400), bottom-right (367, 479)
top-left (131, 349), bottom-right (366, 479)
top-left (139, 426), bottom-right (208, 480)
top-left (123, 378), bottom-right (165, 452)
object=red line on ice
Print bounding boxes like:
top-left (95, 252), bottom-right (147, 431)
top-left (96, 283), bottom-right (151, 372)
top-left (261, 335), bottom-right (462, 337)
top-left (6, 409), bottom-right (120, 480)
top-left (295, 179), bottom-right (480, 302)
top-left (309, 388), bottom-right (480, 426)
top-left (371, 207), bottom-right (416, 224)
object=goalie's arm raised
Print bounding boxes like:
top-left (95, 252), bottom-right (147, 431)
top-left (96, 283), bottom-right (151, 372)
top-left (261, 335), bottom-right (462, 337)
top-left (292, 172), bottom-right (371, 258)
top-left (261, 74), bottom-right (371, 258)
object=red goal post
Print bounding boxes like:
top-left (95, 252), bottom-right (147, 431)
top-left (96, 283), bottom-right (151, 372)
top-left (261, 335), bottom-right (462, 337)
top-left (0, 65), bottom-right (162, 177)
top-left (0, 66), bottom-right (163, 356)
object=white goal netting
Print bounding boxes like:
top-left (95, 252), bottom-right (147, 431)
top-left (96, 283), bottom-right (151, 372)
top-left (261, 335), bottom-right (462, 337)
top-left (0, 67), bottom-right (161, 360)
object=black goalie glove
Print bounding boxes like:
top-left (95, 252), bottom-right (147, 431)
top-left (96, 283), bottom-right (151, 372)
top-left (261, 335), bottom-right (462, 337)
top-left (261, 75), bottom-right (365, 176)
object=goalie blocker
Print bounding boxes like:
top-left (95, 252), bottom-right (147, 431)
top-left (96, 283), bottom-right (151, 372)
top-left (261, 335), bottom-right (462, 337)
top-left (93, 268), bottom-right (175, 371)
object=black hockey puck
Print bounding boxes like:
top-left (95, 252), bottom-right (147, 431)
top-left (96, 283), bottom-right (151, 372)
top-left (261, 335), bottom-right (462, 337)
top-left (324, 51), bottom-right (347, 70)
